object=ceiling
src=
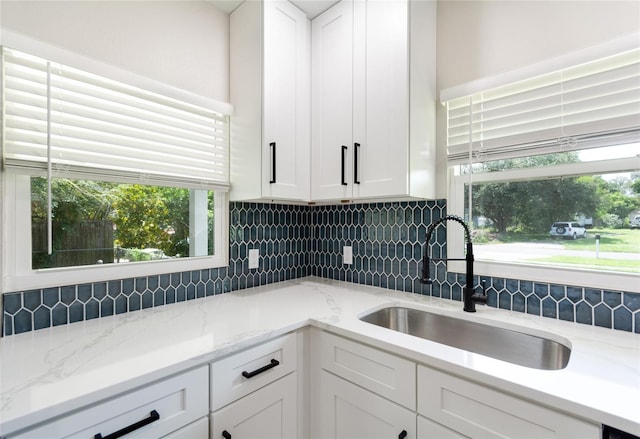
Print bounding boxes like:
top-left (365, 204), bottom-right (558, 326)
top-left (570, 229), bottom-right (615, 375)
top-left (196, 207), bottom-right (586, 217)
top-left (208, 0), bottom-right (340, 18)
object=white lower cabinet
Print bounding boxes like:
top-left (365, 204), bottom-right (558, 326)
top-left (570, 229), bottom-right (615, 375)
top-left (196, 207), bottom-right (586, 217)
top-left (8, 328), bottom-right (604, 439)
top-left (417, 365), bottom-right (599, 439)
top-left (9, 366), bottom-right (209, 439)
top-left (312, 329), bottom-right (416, 439)
top-left (312, 329), bottom-right (599, 439)
top-left (211, 372), bottom-right (297, 439)
top-left (209, 332), bottom-right (299, 439)
top-left (318, 371), bottom-right (416, 439)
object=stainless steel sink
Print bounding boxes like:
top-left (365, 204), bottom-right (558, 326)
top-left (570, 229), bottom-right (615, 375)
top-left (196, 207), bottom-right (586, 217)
top-left (360, 306), bottom-right (571, 370)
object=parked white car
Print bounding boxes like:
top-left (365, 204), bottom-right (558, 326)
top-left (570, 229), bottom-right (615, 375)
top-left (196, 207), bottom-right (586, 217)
top-left (630, 215), bottom-right (640, 229)
top-left (549, 222), bottom-right (587, 239)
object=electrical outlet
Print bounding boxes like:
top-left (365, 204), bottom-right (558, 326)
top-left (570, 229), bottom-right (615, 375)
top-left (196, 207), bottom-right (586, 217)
top-left (249, 249), bottom-right (259, 269)
top-left (343, 246), bottom-right (353, 265)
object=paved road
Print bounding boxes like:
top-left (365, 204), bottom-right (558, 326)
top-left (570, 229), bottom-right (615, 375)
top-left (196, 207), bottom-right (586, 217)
top-left (475, 242), bottom-right (640, 262)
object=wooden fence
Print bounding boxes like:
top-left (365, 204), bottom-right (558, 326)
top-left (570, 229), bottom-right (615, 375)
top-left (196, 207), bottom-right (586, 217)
top-left (32, 220), bottom-right (114, 268)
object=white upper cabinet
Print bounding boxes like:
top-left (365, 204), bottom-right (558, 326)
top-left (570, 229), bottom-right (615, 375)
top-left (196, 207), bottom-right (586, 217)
top-left (230, 0), bottom-right (435, 203)
top-left (311, 0), bottom-right (436, 202)
top-left (230, 0), bottom-right (311, 202)
top-left (352, 0), bottom-right (409, 199)
top-left (310, 0), bottom-right (354, 200)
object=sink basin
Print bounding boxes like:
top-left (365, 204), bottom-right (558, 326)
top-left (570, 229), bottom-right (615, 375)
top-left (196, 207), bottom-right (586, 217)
top-left (360, 306), bottom-right (571, 370)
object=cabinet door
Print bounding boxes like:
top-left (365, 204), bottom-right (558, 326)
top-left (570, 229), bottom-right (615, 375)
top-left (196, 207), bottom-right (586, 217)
top-left (311, 0), bottom-right (354, 201)
top-left (353, 0), bottom-right (409, 198)
top-left (318, 371), bottom-right (416, 439)
top-left (211, 373), bottom-right (297, 439)
top-left (417, 366), bottom-right (599, 439)
top-left (263, 0), bottom-right (310, 200)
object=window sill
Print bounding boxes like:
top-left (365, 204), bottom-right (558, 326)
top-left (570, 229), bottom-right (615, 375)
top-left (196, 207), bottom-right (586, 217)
top-left (5, 255), bottom-right (229, 293)
top-left (447, 259), bottom-right (638, 293)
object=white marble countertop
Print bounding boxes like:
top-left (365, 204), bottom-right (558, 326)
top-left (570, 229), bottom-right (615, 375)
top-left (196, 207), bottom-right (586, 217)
top-left (1, 277), bottom-right (639, 436)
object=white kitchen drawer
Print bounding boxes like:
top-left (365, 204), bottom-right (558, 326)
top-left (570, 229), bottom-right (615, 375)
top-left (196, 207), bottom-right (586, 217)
top-left (417, 365), bottom-right (599, 439)
top-left (11, 366), bottom-right (208, 439)
top-left (162, 416), bottom-right (209, 439)
top-left (318, 331), bottom-right (416, 410)
top-left (210, 332), bottom-right (297, 411)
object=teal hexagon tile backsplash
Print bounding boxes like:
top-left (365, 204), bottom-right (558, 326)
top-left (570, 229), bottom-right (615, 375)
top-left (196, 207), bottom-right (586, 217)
top-left (2, 201), bottom-right (638, 335)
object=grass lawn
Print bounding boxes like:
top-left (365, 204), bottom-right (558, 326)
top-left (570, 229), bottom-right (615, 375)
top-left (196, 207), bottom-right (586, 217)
top-left (562, 228), bottom-right (640, 253)
top-left (529, 255), bottom-right (640, 273)
top-left (475, 227), bottom-right (640, 272)
top-left (478, 228), bottom-right (640, 253)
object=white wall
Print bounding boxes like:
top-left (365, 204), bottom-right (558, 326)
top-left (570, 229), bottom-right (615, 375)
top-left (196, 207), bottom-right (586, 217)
top-left (0, 0), bottom-right (229, 102)
top-left (436, 0), bottom-right (640, 91)
top-left (435, 0), bottom-right (640, 197)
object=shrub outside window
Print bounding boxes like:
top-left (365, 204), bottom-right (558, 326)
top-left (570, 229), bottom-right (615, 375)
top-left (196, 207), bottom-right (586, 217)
top-left (30, 178), bottom-right (218, 269)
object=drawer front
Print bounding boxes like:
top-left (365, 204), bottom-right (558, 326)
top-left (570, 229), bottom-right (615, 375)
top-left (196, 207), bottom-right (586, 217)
top-left (210, 332), bottom-right (297, 411)
top-left (319, 331), bottom-right (416, 410)
top-left (13, 366), bottom-right (208, 439)
top-left (417, 365), bottom-right (599, 439)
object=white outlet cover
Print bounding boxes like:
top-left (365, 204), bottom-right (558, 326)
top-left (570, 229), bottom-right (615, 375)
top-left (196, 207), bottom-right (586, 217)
top-left (343, 246), bottom-right (353, 265)
top-left (249, 249), bottom-right (259, 269)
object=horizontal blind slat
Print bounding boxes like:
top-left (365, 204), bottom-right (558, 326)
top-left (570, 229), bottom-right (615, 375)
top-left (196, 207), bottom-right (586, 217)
top-left (2, 47), bottom-right (230, 186)
top-left (445, 48), bottom-right (640, 162)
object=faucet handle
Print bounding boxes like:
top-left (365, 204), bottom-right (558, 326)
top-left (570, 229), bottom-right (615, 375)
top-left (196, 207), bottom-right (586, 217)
top-left (472, 280), bottom-right (488, 307)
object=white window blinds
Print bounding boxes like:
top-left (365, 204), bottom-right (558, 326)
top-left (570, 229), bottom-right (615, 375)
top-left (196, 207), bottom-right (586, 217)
top-left (445, 48), bottom-right (640, 164)
top-left (2, 47), bottom-right (230, 190)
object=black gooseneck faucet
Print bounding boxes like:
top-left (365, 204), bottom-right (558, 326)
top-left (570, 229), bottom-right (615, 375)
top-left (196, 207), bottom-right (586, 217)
top-left (421, 215), bottom-right (487, 312)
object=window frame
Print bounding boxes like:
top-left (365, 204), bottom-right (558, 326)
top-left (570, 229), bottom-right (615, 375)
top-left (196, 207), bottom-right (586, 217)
top-left (1, 32), bottom-right (231, 293)
top-left (3, 171), bottom-right (229, 292)
top-left (447, 156), bottom-right (640, 293)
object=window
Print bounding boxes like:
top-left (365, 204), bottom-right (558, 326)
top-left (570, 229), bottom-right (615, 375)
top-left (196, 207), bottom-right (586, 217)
top-left (30, 177), bottom-right (218, 269)
top-left (2, 46), bottom-right (231, 291)
top-left (443, 43), bottom-right (640, 292)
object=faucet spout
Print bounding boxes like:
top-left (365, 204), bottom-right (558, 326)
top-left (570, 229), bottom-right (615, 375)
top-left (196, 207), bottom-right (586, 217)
top-left (421, 215), bottom-right (486, 312)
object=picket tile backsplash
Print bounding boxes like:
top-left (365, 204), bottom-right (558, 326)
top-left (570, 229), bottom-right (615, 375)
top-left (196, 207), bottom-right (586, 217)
top-left (3, 201), bottom-right (638, 335)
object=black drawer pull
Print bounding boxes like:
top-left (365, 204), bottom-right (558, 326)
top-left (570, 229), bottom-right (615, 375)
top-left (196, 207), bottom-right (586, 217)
top-left (222, 430), bottom-right (232, 439)
top-left (269, 142), bottom-right (276, 184)
top-left (341, 145), bottom-right (348, 186)
top-left (398, 430), bottom-right (408, 439)
top-left (242, 358), bottom-right (280, 379)
top-left (94, 410), bottom-right (160, 439)
top-left (354, 142), bottom-right (360, 184)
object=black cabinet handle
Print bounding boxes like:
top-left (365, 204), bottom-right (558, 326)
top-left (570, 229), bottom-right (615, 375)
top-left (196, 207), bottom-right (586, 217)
top-left (94, 410), bottom-right (160, 439)
top-left (341, 145), bottom-right (348, 186)
top-left (269, 142), bottom-right (276, 184)
top-left (222, 430), bottom-right (232, 439)
top-left (242, 358), bottom-right (280, 379)
top-left (398, 430), bottom-right (408, 439)
top-left (354, 142), bottom-right (361, 184)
